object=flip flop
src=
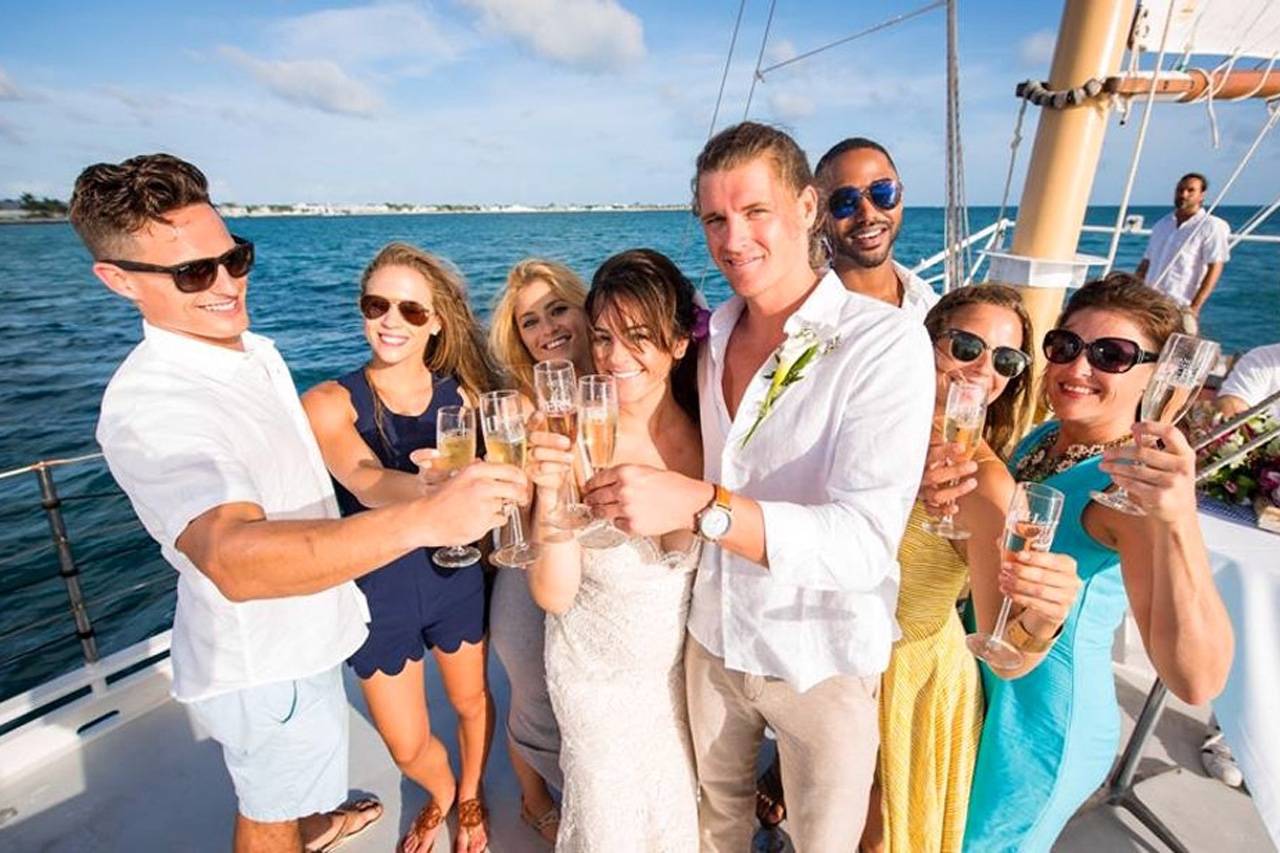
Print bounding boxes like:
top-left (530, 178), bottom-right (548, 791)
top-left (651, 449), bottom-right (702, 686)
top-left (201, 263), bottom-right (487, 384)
top-left (306, 798), bottom-right (384, 853)
top-left (520, 800), bottom-right (561, 845)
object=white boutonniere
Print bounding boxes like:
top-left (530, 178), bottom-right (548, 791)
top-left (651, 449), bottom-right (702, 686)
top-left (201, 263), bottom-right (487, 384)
top-left (740, 322), bottom-right (841, 448)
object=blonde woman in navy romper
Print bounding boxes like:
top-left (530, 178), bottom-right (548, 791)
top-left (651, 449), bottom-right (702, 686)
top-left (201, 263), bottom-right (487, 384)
top-left (304, 243), bottom-right (499, 853)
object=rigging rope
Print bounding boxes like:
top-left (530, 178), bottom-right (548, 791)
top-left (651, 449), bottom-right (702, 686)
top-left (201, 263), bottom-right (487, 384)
top-left (755, 0), bottom-right (946, 79)
top-left (1104, 0), bottom-right (1177, 275)
top-left (742, 0), bottom-right (778, 120)
top-left (943, 0), bottom-right (971, 292)
top-left (991, 99), bottom-right (1029, 253)
top-left (707, 0), bottom-right (748, 140)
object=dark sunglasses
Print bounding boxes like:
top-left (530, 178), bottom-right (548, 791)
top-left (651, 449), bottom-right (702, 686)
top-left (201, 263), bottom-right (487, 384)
top-left (359, 294), bottom-right (433, 327)
top-left (1042, 328), bottom-right (1159, 374)
top-left (101, 236), bottom-right (254, 293)
top-left (828, 179), bottom-right (903, 219)
top-left (936, 329), bottom-right (1030, 379)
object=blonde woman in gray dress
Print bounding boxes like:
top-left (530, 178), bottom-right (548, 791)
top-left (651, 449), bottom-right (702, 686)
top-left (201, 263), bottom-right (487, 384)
top-left (487, 258), bottom-right (593, 845)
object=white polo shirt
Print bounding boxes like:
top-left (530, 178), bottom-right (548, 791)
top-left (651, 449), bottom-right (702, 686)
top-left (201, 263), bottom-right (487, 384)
top-left (1142, 208), bottom-right (1230, 306)
top-left (1220, 343), bottom-right (1280, 419)
top-left (895, 260), bottom-right (941, 322)
top-left (97, 322), bottom-right (369, 702)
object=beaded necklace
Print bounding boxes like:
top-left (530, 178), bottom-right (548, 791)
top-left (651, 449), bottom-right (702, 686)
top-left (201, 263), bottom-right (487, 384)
top-left (1014, 424), bottom-right (1131, 484)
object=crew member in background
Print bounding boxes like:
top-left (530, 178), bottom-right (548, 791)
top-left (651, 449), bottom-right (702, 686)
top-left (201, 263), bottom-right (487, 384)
top-left (1135, 172), bottom-right (1230, 327)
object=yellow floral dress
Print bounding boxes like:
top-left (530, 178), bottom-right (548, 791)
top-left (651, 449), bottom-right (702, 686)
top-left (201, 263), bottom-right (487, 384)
top-left (878, 497), bottom-right (985, 852)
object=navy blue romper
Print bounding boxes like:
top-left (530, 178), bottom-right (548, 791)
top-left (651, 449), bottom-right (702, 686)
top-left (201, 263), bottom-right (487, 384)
top-left (334, 368), bottom-right (487, 679)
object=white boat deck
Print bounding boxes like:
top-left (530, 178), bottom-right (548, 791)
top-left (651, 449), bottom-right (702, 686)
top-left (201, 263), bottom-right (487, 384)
top-left (0, 645), bottom-right (1273, 851)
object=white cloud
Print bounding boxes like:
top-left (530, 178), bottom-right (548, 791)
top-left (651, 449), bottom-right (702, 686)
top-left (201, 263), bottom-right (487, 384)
top-left (767, 90), bottom-right (815, 121)
top-left (461, 0), bottom-right (645, 71)
top-left (766, 39), bottom-right (798, 66)
top-left (272, 2), bottom-right (460, 66)
top-left (0, 66), bottom-right (20, 100)
top-left (1019, 29), bottom-right (1056, 67)
top-left (218, 46), bottom-right (383, 116)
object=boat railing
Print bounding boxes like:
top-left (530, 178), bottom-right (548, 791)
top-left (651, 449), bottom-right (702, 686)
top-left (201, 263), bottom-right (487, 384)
top-left (908, 216), bottom-right (1280, 289)
top-left (0, 452), bottom-right (175, 738)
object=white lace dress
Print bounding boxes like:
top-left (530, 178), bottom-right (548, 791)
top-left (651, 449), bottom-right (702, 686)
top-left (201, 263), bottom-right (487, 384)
top-left (545, 535), bottom-right (700, 852)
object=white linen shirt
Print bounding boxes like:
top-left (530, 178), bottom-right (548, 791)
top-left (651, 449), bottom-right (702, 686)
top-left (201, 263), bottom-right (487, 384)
top-left (688, 270), bottom-right (935, 692)
top-left (1142, 209), bottom-right (1230, 306)
top-left (97, 322), bottom-right (370, 702)
top-left (1220, 343), bottom-right (1280, 419)
top-left (895, 259), bottom-right (941, 321)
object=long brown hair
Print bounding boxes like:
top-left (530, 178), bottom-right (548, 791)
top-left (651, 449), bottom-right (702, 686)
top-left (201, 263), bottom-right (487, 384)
top-left (488, 258), bottom-right (588, 399)
top-left (586, 249), bottom-right (701, 423)
top-left (360, 242), bottom-right (497, 404)
top-left (1057, 271), bottom-right (1184, 348)
top-left (924, 284), bottom-right (1036, 459)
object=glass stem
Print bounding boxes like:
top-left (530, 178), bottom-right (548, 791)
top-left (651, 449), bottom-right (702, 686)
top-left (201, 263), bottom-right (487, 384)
top-left (507, 502), bottom-right (527, 548)
top-left (991, 596), bottom-right (1014, 643)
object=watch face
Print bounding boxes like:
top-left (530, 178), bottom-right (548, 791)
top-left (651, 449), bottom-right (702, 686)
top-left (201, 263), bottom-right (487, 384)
top-left (700, 507), bottom-right (731, 539)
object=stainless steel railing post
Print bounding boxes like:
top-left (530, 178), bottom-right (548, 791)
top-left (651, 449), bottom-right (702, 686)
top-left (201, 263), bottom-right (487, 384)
top-left (34, 462), bottom-right (99, 664)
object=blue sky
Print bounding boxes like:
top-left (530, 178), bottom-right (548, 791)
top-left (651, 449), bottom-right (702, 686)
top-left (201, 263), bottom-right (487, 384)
top-left (2, 0), bottom-right (1278, 206)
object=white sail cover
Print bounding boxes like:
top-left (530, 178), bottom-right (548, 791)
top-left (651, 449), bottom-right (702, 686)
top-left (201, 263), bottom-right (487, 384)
top-left (1133, 0), bottom-right (1280, 60)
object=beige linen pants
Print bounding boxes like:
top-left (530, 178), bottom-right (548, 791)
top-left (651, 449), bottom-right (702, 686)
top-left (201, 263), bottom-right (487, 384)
top-left (685, 636), bottom-right (880, 853)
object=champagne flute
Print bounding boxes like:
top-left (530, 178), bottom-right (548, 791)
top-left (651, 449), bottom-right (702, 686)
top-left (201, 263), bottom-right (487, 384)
top-left (965, 481), bottom-right (1064, 670)
top-left (1090, 333), bottom-right (1219, 516)
top-left (577, 374), bottom-right (628, 550)
top-left (533, 359), bottom-right (594, 530)
top-left (432, 405), bottom-right (482, 568)
top-left (922, 380), bottom-right (989, 540)
top-left (481, 390), bottom-right (539, 568)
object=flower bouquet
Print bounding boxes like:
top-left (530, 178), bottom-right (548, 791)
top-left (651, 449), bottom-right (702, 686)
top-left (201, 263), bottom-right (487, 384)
top-left (1186, 401), bottom-right (1280, 532)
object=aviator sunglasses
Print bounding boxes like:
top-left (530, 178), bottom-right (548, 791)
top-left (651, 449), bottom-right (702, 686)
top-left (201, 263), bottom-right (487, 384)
top-left (359, 294), bottom-right (434, 326)
top-left (1042, 328), bottom-right (1159, 374)
top-left (101, 236), bottom-right (254, 293)
top-left (936, 329), bottom-right (1030, 379)
top-left (827, 179), bottom-right (903, 220)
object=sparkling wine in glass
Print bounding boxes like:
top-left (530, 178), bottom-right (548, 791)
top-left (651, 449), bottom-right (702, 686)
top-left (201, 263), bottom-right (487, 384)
top-left (1091, 333), bottom-right (1219, 516)
top-left (922, 380), bottom-right (988, 540)
top-left (577, 374), bottom-right (627, 549)
top-left (481, 390), bottom-right (539, 568)
top-left (432, 405), bottom-right (482, 568)
top-left (533, 359), bottom-right (593, 530)
top-left (966, 481), bottom-right (1064, 670)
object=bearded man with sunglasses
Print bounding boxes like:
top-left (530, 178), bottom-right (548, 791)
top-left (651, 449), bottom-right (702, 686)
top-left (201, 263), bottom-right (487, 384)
top-left (70, 154), bottom-right (526, 853)
top-left (815, 137), bottom-right (939, 320)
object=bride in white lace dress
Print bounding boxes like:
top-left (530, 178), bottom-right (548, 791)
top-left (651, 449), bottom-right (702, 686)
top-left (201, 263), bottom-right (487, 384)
top-left (527, 249), bottom-right (705, 852)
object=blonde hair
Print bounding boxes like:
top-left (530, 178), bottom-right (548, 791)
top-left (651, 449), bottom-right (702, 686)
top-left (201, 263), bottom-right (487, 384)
top-left (360, 242), bottom-right (497, 400)
top-left (488, 258), bottom-right (588, 398)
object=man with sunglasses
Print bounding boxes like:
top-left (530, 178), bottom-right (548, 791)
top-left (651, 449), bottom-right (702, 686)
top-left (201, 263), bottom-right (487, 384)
top-left (70, 154), bottom-right (525, 853)
top-left (1135, 172), bottom-right (1230, 320)
top-left (815, 137), bottom-right (938, 319)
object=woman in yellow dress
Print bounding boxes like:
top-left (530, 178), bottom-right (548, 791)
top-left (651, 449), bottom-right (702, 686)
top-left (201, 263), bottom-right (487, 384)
top-left (868, 284), bottom-right (1082, 852)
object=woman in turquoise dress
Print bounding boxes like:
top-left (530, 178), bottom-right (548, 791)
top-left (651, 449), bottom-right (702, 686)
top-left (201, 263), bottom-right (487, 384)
top-left (963, 273), bottom-right (1235, 852)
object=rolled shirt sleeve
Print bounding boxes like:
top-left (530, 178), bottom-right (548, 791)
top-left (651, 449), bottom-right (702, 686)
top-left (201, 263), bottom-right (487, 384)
top-left (757, 320), bottom-right (934, 592)
top-left (1207, 216), bottom-right (1231, 264)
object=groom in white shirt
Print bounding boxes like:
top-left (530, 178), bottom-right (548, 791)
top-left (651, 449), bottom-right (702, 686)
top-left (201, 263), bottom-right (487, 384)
top-left (584, 122), bottom-right (933, 850)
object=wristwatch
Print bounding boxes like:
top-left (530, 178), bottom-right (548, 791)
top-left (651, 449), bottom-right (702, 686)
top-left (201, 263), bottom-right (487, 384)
top-left (696, 484), bottom-right (734, 542)
top-left (1006, 614), bottom-right (1063, 655)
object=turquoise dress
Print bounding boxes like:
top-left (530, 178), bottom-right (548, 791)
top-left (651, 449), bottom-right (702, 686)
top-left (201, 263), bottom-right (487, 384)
top-left (963, 421), bottom-right (1127, 852)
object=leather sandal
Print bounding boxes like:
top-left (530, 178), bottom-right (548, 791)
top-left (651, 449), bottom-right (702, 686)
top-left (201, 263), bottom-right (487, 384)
top-left (455, 798), bottom-right (489, 853)
top-left (520, 800), bottom-right (561, 845)
top-left (305, 798), bottom-right (383, 853)
top-left (755, 757), bottom-right (786, 829)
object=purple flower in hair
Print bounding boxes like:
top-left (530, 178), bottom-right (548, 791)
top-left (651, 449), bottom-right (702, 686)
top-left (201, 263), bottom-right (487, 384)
top-left (691, 306), bottom-right (712, 343)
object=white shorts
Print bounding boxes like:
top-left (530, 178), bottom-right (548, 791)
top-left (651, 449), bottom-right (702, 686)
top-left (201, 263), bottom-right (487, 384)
top-left (187, 665), bottom-right (349, 822)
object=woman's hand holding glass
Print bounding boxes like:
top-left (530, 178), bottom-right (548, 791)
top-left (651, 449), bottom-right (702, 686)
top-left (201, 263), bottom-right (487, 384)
top-left (1099, 420), bottom-right (1199, 523)
top-left (998, 548), bottom-right (1080, 635)
top-left (528, 430), bottom-right (576, 494)
top-left (918, 440), bottom-right (980, 518)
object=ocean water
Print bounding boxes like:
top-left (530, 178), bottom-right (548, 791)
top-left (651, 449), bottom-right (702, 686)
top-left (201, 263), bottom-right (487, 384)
top-left (0, 205), bottom-right (1276, 699)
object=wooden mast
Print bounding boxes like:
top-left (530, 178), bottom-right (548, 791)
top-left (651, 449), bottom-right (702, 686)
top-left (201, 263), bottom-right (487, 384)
top-left (1006, 0), bottom-right (1137, 379)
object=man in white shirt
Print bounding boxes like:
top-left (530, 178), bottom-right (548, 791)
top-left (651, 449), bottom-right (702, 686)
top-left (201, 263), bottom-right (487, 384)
top-left (70, 154), bottom-right (524, 853)
top-left (1136, 172), bottom-right (1230, 316)
top-left (815, 137), bottom-right (939, 320)
top-left (1218, 342), bottom-right (1280, 419)
top-left (584, 123), bottom-right (934, 850)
